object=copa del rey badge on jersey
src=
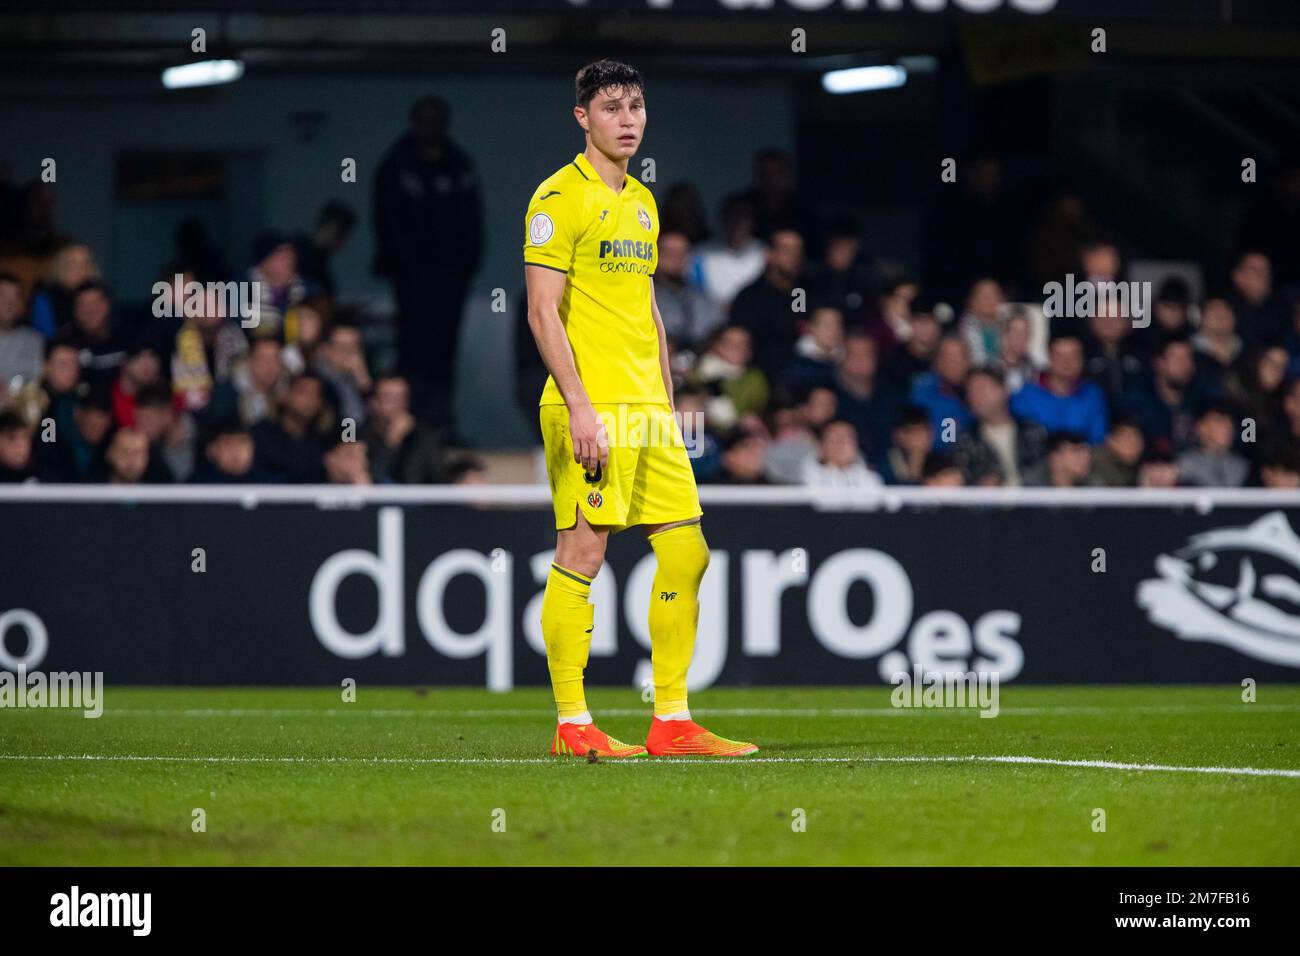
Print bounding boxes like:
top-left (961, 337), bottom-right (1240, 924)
top-left (637, 206), bottom-right (651, 230)
top-left (529, 211), bottom-right (554, 245)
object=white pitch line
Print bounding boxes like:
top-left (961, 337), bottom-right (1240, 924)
top-left (5, 704), bottom-right (1299, 718)
top-left (0, 753), bottom-right (1297, 778)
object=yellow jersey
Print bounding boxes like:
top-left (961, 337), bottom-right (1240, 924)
top-left (523, 151), bottom-right (668, 407)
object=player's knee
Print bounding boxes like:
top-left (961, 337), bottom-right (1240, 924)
top-left (652, 523), bottom-right (709, 584)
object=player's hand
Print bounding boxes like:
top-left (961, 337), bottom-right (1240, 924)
top-left (569, 403), bottom-right (609, 475)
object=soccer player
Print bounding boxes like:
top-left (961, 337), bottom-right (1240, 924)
top-left (523, 60), bottom-right (757, 758)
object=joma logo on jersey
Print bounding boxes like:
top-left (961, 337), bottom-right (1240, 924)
top-left (598, 239), bottom-right (653, 261)
top-left (659, 591), bottom-right (677, 601)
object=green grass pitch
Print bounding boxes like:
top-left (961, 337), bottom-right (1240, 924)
top-left (2, 685), bottom-right (1298, 866)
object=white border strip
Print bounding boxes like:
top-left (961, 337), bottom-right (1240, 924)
top-left (1, 753), bottom-right (1297, 776)
top-left (0, 483), bottom-right (1297, 508)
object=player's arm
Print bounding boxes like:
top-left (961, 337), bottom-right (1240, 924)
top-left (524, 264), bottom-right (607, 473)
top-left (650, 278), bottom-right (674, 413)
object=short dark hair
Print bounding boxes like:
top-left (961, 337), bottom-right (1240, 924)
top-left (0, 271), bottom-right (21, 287)
top-left (135, 383), bottom-right (173, 410)
top-left (922, 451), bottom-right (961, 480)
top-left (1046, 431), bottom-right (1088, 454)
top-left (0, 410), bottom-right (28, 434)
top-left (575, 59), bottom-right (644, 110)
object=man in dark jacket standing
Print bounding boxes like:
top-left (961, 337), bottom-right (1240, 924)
top-left (373, 95), bottom-right (483, 437)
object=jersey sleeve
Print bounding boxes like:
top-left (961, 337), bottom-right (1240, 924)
top-left (522, 188), bottom-right (579, 274)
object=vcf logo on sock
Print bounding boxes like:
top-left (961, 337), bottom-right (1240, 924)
top-left (659, 591), bottom-right (677, 601)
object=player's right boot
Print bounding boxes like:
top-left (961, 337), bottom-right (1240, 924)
top-left (550, 722), bottom-right (648, 758)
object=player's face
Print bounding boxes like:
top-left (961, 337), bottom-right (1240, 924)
top-left (581, 86), bottom-right (645, 160)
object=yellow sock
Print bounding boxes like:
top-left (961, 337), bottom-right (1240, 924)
top-left (647, 523), bottom-right (709, 717)
top-left (541, 562), bottom-right (595, 719)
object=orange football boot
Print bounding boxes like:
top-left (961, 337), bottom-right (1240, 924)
top-left (550, 722), bottom-right (647, 758)
top-left (645, 717), bottom-right (759, 756)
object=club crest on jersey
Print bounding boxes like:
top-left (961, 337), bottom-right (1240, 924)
top-left (587, 491), bottom-right (603, 508)
top-left (637, 207), bottom-right (651, 230)
top-left (528, 212), bottom-right (554, 245)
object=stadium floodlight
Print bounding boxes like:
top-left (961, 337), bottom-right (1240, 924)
top-left (821, 65), bottom-right (907, 94)
top-left (161, 59), bottom-right (245, 90)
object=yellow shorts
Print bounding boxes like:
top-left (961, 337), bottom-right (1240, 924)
top-left (540, 401), bottom-right (703, 533)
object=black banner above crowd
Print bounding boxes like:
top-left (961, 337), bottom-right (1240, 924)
top-left (2, 492), bottom-right (1298, 685)
top-left (8, 0), bottom-right (1300, 26)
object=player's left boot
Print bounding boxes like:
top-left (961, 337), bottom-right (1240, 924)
top-left (645, 717), bottom-right (759, 756)
top-left (550, 722), bottom-right (647, 758)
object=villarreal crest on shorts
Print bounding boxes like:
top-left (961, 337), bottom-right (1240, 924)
top-left (540, 402), bottom-right (702, 533)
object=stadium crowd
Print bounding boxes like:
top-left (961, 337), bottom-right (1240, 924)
top-left (2, 122), bottom-right (1299, 488)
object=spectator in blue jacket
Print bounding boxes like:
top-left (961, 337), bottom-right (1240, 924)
top-left (909, 334), bottom-right (973, 448)
top-left (1010, 334), bottom-right (1108, 444)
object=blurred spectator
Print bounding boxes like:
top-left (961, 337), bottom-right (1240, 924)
top-left (1177, 400), bottom-right (1249, 488)
top-left (1259, 443), bottom-right (1300, 489)
top-left (362, 374), bottom-right (447, 484)
top-left (674, 385), bottom-right (722, 482)
top-left (53, 281), bottom-right (129, 394)
top-left (190, 422), bottom-right (281, 484)
top-left (1120, 337), bottom-right (1212, 455)
top-left (1083, 304), bottom-right (1144, 407)
top-left (724, 148), bottom-right (821, 252)
top-left (171, 287), bottom-right (249, 413)
top-left (0, 272), bottom-right (41, 392)
top-left (33, 390), bottom-right (114, 482)
top-left (1227, 251), bottom-right (1289, 346)
top-left (281, 296), bottom-right (326, 377)
top-left (323, 435), bottom-right (372, 485)
top-left (95, 426), bottom-right (151, 484)
top-left (251, 372), bottom-right (333, 483)
top-left (778, 305), bottom-right (844, 390)
top-left (1025, 431), bottom-right (1092, 488)
top-left (1011, 335), bottom-right (1107, 444)
top-left (1191, 295), bottom-right (1243, 385)
top-left (294, 200), bottom-right (356, 299)
top-left (1087, 416), bottom-right (1145, 488)
top-left (0, 410), bottom-right (33, 482)
top-left (11, 340), bottom-right (80, 433)
top-left (804, 215), bottom-right (872, 327)
top-left (1138, 449), bottom-right (1180, 488)
top-left (689, 324), bottom-right (768, 433)
top-left (661, 181), bottom-right (712, 246)
top-left (110, 344), bottom-right (164, 427)
top-left (863, 277), bottom-right (917, 359)
top-left (1137, 276), bottom-right (1194, 356)
top-left (711, 430), bottom-right (772, 484)
top-left (994, 307), bottom-right (1040, 393)
top-left (1282, 377), bottom-right (1300, 444)
top-left (314, 321), bottom-right (371, 426)
top-left (373, 95), bottom-right (483, 432)
top-left (801, 419), bottom-right (882, 488)
top-left (909, 334), bottom-right (973, 447)
top-left (879, 404), bottom-right (933, 485)
top-left (731, 228), bottom-right (805, 378)
top-left (921, 451), bottom-right (965, 487)
top-left (953, 366), bottom-right (1046, 486)
top-left (133, 383), bottom-right (194, 482)
top-left (28, 241), bottom-right (99, 336)
top-left (246, 230), bottom-right (309, 340)
top-left (956, 277), bottom-right (1006, 365)
top-left (227, 337), bottom-right (288, 428)
top-left (830, 333), bottom-right (899, 464)
top-left (1223, 345), bottom-right (1289, 456)
top-left (654, 230), bottom-right (724, 349)
top-left (880, 301), bottom-right (941, 394)
top-left (762, 403), bottom-right (818, 484)
top-left (694, 196), bottom-right (765, 315)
